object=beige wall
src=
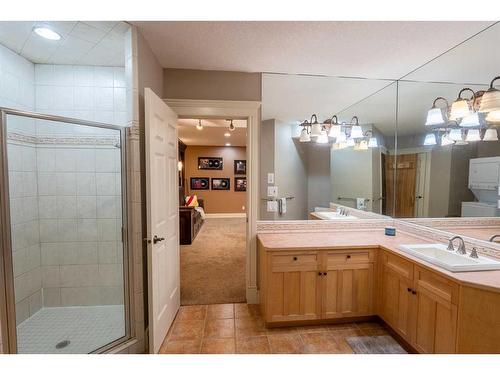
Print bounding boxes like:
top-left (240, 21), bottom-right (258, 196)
top-left (185, 146), bottom-right (247, 214)
top-left (164, 68), bottom-right (261, 101)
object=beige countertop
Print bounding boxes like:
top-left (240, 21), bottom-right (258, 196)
top-left (257, 229), bottom-right (500, 293)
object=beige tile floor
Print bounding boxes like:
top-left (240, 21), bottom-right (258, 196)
top-left (160, 303), bottom-right (393, 354)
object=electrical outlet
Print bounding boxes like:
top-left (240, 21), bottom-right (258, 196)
top-left (267, 173), bottom-right (274, 184)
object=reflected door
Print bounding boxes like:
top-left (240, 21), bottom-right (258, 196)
top-left (386, 154), bottom-right (418, 218)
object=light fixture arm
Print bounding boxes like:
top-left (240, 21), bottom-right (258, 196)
top-left (350, 116), bottom-right (359, 126)
top-left (488, 76), bottom-right (500, 89)
top-left (457, 87), bottom-right (475, 101)
top-left (432, 96), bottom-right (449, 109)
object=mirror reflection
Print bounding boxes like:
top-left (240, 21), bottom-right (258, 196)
top-left (260, 74), bottom-right (397, 220)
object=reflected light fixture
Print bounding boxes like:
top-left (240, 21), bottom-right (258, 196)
top-left (483, 128), bottom-right (499, 141)
top-left (459, 112), bottom-right (481, 127)
top-left (196, 119), bottom-right (203, 130)
top-left (424, 133), bottom-right (437, 146)
top-left (225, 143), bottom-right (231, 146)
top-left (441, 133), bottom-right (454, 146)
top-left (465, 129), bottom-right (481, 142)
top-left (33, 26), bottom-right (61, 40)
top-left (357, 140), bottom-right (369, 150)
top-left (224, 132), bottom-right (231, 137)
top-left (449, 88), bottom-right (474, 121)
top-left (346, 138), bottom-right (355, 147)
top-left (309, 114), bottom-right (322, 137)
top-left (486, 110), bottom-right (500, 123)
top-left (326, 116), bottom-right (341, 138)
top-left (349, 116), bottom-right (363, 138)
top-left (316, 130), bottom-right (329, 144)
top-left (425, 97), bottom-right (448, 126)
top-left (448, 128), bottom-right (463, 141)
top-left (335, 131), bottom-right (347, 144)
top-left (228, 119), bottom-right (235, 131)
top-left (178, 161), bottom-right (183, 171)
top-left (299, 128), bottom-right (311, 142)
top-left (479, 76), bottom-right (500, 113)
top-left (368, 136), bottom-right (378, 148)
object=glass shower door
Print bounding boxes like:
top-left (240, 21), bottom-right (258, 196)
top-left (0, 109), bottom-right (129, 353)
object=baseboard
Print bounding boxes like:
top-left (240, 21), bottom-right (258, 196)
top-left (204, 213), bottom-right (247, 219)
top-left (246, 287), bottom-right (259, 304)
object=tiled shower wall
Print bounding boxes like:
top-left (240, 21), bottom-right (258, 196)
top-left (1, 44), bottom-right (127, 333)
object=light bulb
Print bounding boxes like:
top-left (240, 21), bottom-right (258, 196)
top-left (424, 133), bottom-right (437, 146)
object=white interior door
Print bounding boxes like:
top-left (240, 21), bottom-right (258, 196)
top-left (145, 88), bottom-right (180, 353)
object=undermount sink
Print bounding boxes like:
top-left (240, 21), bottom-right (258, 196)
top-left (398, 244), bottom-right (500, 272)
top-left (313, 211), bottom-right (357, 220)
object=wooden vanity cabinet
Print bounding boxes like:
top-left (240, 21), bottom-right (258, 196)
top-left (260, 247), bottom-right (376, 323)
top-left (378, 251), bottom-right (458, 353)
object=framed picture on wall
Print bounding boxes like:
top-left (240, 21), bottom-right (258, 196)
top-left (211, 178), bottom-right (230, 190)
top-left (190, 177), bottom-right (210, 190)
top-left (198, 157), bottom-right (223, 170)
top-left (234, 160), bottom-right (246, 175)
top-left (234, 177), bottom-right (247, 192)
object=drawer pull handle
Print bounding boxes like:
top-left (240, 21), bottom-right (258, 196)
top-left (407, 287), bottom-right (412, 292)
top-left (412, 290), bottom-right (417, 295)
top-left (323, 272), bottom-right (327, 276)
top-left (318, 272), bottom-right (322, 276)
top-left (293, 257), bottom-right (298, 261)
top-left (346, 255), bottom-right (351, 259)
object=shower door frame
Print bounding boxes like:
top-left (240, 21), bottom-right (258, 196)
top-left (0, 107), bottom-right (132, 354)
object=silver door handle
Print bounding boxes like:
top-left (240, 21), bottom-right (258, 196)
top-left (153, 235), bottom-right (165, 244)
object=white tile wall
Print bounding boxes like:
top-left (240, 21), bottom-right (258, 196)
top-left (34, 64), bottom-right (126, 130)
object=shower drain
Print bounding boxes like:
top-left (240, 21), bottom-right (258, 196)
top-left (55, 340), bottom-right (70, 349)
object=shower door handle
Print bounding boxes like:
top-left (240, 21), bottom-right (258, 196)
top-left (153, 235), bottom-right (165, 244)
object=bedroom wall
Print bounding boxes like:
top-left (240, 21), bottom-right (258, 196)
top-left (184, 145), bottom-right (247, 214)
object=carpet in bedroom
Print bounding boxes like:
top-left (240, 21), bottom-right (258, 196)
top-left (180, 217), bottom-right (246, 306)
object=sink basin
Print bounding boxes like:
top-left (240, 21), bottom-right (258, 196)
top-left (313, 211), bottom-right (357, 220)
top-left (398, 244), bottom-right (500, 272)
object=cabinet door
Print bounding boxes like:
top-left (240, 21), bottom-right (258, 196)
top-left (267, 252), bottom-right (321, 322)
top-left (413, 268), bottom-right (458, 353)
top-left (380, 265), bottom-right (414, 341)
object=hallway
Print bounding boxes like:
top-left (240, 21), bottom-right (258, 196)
top-left (180, 218), bottom-right (246, 305)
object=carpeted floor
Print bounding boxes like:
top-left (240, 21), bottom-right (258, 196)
top-left (180, 218), bottom-right (246, 305)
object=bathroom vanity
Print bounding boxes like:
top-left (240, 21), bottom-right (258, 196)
top-left (258, 230), bottom-right (500, 353)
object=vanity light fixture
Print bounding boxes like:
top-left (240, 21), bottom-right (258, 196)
top-left (299, 128), bottom-right (311, 142)
top-left (425, 97), bottom-right (449, 126)
top-left (228, 119), bottom-right (235, 131)
top-left (357, 140), bottom-right (369, 150)
top-left (449, 88), bottom-right (474, 121)
top-left (224, 132), bottom-right (231, 137)
top-left (335, 131), bottom-right (347, 144)
top-left (424, 133), bottom-right (437, 146)
top-left (316, 130), bottom-right (329, 144)
top-left (349, 116), bottom-right (364, 138)
top-left (465, 129), bottom-right (481, 142)
top-left (486, 110), bottom-right (500, 123)
top-left (178, 161), bottom-right (183, 171)
top-left (33, 26), bottom-right (61, 40)
top-left (346, 137), bottom-right (355, 147)
top-left (479, 76), bottom-right (500, 113)
top-left (368, 136), bottom-right (378, 148)
top-left (225, 143), bottom-right (231, 146)
top-left (441, 133), bottom-right (455, 146)
top-left (196, 119), bottom-right (203, 130)
top-left (448, 128), bottom-right (464, 142)
top-left (459, 112), bottom-right (481, 127)
top-left (326, 115), bottom-right (341, 138)
top-left (483, 128), bottom-right (499, 141)
top-left (309, 114), bottom-right (322, 137)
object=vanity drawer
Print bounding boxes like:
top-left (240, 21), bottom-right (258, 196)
top-left (326, 251), bottom-right (372, 267)
top-left (271, 253), bottom-right (319, 271)
top-left (415, 266), bottom-right (459, 304)
top-left (382, 251), bottom-right (413, 281)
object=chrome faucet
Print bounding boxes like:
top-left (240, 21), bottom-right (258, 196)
top-left (470, 247), bottom-right (479, 259)
top-left (447, 236), bottom-right (467, 255)
top-left (489, 234), bottom-right (500, 243)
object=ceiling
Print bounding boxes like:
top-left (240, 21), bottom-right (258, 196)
top-left (0, 21), bottom-right (129, 66)
top-left (132, 21), bottom-right (493, 80)
top-left (178, 118), bottom-right (247, 146)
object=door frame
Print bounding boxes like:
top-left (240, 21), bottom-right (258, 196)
top-left (165, 99), bottom-right (261, 303)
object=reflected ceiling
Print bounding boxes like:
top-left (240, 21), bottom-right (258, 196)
top-left (178, 119), bottom-right (247, 147)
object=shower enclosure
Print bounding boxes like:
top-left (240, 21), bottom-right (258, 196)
top-left (0, 107), bottom-right (130, 353)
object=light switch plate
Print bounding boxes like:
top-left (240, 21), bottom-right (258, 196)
top-left (267, 173), bottom-right (275, 184)
top-left (267, 186), bottom-right (278, 198)
top-left (267, 200), bottom-right (278, 212)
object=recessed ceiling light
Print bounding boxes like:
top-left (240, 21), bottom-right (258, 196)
top-left (224, 132), bottom-right (231, 137)
top-left (33, 26), bottom-right (62, 41)
top-left (225, 143), bottom-right (231, 146)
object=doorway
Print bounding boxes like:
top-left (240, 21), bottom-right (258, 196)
top-left (177, 118), bottom-right (248, 305)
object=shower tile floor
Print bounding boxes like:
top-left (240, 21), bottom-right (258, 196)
top-left (17, 305), bottom-right (125, 354)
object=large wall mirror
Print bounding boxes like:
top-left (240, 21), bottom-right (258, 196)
top-left (260, 74), bottom-right (397, 220)
top-left (396, 22), bottom-right (500, 242)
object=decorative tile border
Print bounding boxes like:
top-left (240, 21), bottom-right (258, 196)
top-left (257, 218), bottom-right (394, 233)
top-left (7, 132), bottom-right (120, 147)
top-left (403, 217), bottom-right (500, 228)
